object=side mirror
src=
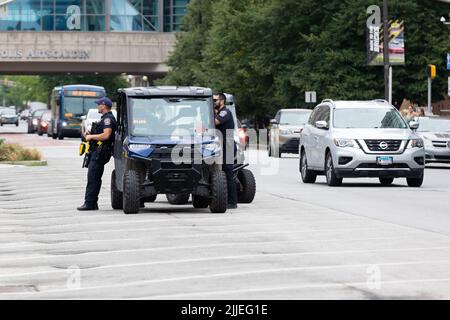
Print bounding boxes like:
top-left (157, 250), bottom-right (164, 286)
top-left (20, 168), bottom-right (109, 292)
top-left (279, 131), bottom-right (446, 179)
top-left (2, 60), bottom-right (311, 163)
top-left (81, 116), bottom-right (86, 120)
top-left (409, 121), bottom-right (419, 130)
top-left (315, 120), bottom-right (329, 129)
top-left (270, 119), bottom-right (278, 125)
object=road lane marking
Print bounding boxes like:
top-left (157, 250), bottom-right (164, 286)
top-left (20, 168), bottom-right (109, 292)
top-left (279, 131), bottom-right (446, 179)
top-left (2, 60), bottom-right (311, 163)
top-left (3, 260), bottom-right (450, 297)
top-left (2, 245), bottom-right (450, 277)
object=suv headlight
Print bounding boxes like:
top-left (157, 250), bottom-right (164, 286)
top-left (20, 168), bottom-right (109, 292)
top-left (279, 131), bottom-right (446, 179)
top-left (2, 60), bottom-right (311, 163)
top-left (333, 138), bottom-right (360, 148)
top-left (407, 139), bottom-right (424, 149)
top-left (128, 144), bottom-right (152, 151)
top-left (279, 129), bottom-right (292, 135)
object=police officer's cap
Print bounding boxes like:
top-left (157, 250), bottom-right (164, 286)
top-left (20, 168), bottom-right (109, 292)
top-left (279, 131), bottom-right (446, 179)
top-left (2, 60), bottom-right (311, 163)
top-left (95, 97), bottom-right (112, 108)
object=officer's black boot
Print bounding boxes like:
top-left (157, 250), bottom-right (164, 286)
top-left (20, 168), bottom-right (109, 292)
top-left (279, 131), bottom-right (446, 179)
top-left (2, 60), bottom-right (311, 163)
top-left (77, 203), bottom-right (99, 211)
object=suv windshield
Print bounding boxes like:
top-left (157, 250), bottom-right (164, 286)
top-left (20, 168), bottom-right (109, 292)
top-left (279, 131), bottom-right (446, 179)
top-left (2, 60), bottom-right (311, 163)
top-left (33, 110), bottom-right (45, 118)
top-left (130, 97), bottom-right (213, 136)
top-left (63, 97), bottom-right (98, 116)
top-left (279, 111), bottom-right (311, 125)
top-left (418, 118), bottom-right (450, 132)
top-left (2, 109), bottom-right (15, 115)
top-left (334, 108), bottom-right (407, 129)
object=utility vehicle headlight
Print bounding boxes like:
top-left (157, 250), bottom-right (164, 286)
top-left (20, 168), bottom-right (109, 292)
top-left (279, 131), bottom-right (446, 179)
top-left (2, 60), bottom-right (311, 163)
top-left (128, 144), bottom-right (152, 151)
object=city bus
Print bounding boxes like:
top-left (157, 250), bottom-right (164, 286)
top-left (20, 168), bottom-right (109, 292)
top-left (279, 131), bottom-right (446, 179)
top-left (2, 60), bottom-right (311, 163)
top-left (49, 85), bottom-right (106, 140)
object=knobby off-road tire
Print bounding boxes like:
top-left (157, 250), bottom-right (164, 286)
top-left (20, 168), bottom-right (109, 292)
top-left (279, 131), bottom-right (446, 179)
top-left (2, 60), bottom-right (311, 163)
top-left (111, 170), bottom-right (123, 210)
top-left (209, 170), bottom-right (228, 213)
top-left (237, 169), bottom-right (256, 203)
top-left (123, 169), bottom-right (141, 214)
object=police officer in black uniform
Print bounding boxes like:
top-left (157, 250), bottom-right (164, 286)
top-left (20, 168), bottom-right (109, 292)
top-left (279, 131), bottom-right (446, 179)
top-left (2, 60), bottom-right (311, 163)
top-left (214, 93), bottom-right (238, 209)
top-left (77, 97), bottom-right (117, 211)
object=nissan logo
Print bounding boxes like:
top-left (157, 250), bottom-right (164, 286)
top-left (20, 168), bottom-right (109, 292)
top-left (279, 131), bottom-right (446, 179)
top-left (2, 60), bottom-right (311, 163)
top-left (379, 141), bottom-right (389, 150)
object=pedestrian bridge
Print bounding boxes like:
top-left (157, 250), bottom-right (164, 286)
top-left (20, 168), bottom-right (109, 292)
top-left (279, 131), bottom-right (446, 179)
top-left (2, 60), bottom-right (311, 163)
top-left (0, 31), bottom-right (176, 77)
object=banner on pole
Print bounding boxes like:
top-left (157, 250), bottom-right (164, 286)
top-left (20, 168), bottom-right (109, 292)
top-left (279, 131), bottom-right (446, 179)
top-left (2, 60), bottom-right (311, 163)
top-left (367, 20), bottom-right (405, 66)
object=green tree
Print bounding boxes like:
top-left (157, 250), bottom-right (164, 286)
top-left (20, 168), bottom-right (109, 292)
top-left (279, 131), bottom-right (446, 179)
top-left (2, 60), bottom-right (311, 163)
top-left (157, 0), bottom-right (218, 86)
top-left (159, 0), bottom-right (450, 118)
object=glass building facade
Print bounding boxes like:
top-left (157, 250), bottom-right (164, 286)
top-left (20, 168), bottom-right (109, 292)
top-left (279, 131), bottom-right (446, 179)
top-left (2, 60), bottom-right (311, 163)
top-left (0, 0), bottom-right (190, 32)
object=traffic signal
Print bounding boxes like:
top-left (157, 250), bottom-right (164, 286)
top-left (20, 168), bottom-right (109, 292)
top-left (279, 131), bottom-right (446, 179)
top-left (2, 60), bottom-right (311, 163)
top-left (427, 64), bottom-right (437, 79)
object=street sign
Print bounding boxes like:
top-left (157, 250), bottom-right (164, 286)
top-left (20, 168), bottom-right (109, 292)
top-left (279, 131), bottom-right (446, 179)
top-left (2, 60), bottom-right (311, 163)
top-left (447, 53), bottom-right (450, 70)
top-left (305, 91), bottom-right (317, 103)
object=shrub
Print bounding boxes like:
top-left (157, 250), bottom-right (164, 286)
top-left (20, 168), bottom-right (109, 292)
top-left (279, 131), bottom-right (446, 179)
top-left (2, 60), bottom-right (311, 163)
top-left (0, 143), bottom-right (41, 161)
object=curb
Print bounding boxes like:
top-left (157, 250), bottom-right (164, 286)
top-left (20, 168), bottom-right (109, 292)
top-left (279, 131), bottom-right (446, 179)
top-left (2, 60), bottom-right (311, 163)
top-left (0, 160), bottom-right (47, 167)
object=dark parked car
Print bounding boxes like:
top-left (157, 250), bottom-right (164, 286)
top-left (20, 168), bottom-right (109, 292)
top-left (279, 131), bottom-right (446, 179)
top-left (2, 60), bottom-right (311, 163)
top-left (27, 109), bottom-right (46, 133)
top-left (0, 109), bottom-right (19, 126)
top-left (20, 109), bottom-right (31, 121)
top-left (37, 110), bottom-right (52, 136)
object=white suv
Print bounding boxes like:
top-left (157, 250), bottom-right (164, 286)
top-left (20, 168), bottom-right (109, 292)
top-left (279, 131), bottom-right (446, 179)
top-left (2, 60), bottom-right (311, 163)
top-left (299, 99), bottom-right (425, 187)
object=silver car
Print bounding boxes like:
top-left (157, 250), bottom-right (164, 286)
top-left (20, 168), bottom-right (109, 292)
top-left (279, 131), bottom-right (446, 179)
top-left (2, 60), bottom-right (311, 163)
top-left (268, 108), bottom-right (312, 157)
top-left (0, 108), bottom-right (19, 126)
top-left (414, 116), bottom-right (450, 163)
top-left (299, 99), bottom-right (425, 187)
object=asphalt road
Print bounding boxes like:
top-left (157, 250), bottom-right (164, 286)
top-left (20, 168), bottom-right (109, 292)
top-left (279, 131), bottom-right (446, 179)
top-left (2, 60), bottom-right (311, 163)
top-left (1, 122), bottom-right (450, 299)
top-left (254, 153), bottom-right (450, 237)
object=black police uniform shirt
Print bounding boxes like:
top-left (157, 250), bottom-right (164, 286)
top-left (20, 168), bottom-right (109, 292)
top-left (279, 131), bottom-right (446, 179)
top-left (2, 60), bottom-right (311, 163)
top-left (215, 107), bottom-right (235, 139)
top-left (98, 111), bottom-right (117, 146)
top-left (215, 107), bottom-right (235, 159)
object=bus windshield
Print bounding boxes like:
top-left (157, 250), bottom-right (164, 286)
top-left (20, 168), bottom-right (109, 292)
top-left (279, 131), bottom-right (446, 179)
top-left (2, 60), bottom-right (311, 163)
top-left (63, 97), bottom-right (99, 116)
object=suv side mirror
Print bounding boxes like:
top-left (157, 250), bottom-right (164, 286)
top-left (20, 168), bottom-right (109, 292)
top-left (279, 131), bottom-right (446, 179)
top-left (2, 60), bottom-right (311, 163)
top-left (409, 121), bottom-right (419, 130)
top-left (81, 115), bottom-right (86, 120)
top-left (270, 119), bottom-right (278, 125)
top-left (315, 120), bottom-right (329, 129)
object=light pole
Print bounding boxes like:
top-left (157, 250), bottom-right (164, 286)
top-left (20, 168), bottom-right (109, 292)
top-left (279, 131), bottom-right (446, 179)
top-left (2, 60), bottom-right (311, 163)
top-left (383, 0), bottom-right (390, 102)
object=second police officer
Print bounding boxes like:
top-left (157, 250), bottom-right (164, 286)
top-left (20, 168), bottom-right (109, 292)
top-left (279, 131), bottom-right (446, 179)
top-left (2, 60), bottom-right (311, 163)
top-left (213, 93), bottom-right (238, 209)
top-left (77, 97), bottom-right (117, 211)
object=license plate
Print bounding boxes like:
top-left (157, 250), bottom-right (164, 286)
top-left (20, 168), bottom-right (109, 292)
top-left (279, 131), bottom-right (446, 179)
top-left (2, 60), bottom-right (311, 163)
top-left (377, 156), bottom-right (393, 166)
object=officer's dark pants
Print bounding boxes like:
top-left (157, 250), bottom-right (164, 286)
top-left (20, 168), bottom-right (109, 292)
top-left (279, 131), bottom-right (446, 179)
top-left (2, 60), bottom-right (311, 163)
top-left (223, 142), bottom-right (237, 206)
top-left (84, 155), bottom-right (105, 207)
top-left (223, 163), bottom-right (237, 206)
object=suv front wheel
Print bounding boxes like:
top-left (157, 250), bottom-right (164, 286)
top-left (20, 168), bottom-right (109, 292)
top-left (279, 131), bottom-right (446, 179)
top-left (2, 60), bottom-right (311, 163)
top-left (407, 174), bottom-right (424, 188)
top-left (300, 150), bottom-right (316, 183)
top-left (325, 152), bottom-right (342, 187)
